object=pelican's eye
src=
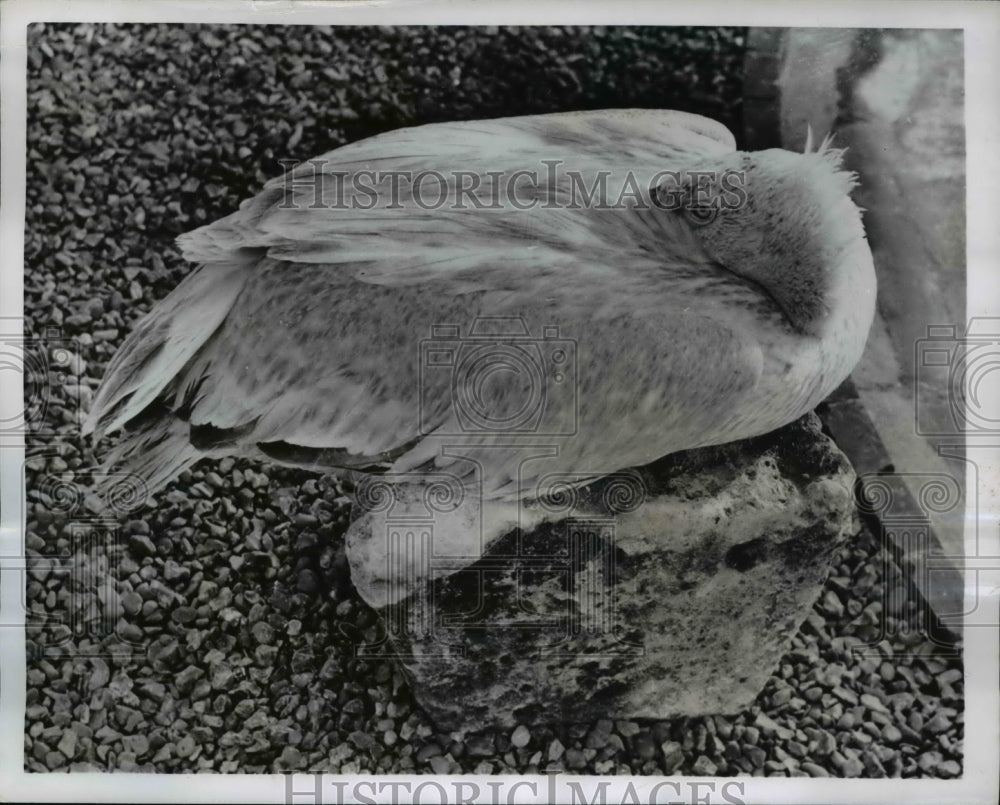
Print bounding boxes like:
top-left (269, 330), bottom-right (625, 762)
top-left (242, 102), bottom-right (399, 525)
top-left (683, 204), bottom-right (718, 226)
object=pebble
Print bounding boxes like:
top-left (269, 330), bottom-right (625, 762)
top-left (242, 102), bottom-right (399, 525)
top-left (87, 658), bottom-right (110, 691)
top-left (937, 759), bottom-right (961, 778)
top-left (564, 748), bottom-right (587, 770)
top-left (57, 729), bottom-right (77, 759)
top-left (121, 734), bottom-right (149, 757)
top-left (510, 725), bottom-right (531, 748)
top-left (415, 743), bottom-right (441, 762)
top-left (128, 534), bottom-right (156, 557)
top-left (691, 755), bottom-right (717, 775)
top-left (924, 713), bottom-right (951, 734)
top-left (616, 721), bottom-right (640, 737)
top-left (861, 693), bottom-right (889, 713)
top-left (660, 741), bottom-right (684, 773)
top-left (429, 755), bottom-right (454, 775)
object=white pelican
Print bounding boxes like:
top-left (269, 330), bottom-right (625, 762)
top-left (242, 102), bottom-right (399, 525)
top-left (84, 110), bottom-right (876, 602)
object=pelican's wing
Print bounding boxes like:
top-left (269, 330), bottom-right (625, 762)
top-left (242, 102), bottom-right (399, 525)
top-left (177, 109), bottom-right (735, 284)
top-left (88, 252), bottom-right (764, 494)
top-left (86, 110), bottom-right (743, 491)
top-left (88, 109), bottom-right (733, 439)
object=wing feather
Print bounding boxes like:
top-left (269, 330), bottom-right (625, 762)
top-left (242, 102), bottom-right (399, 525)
top-left (176, 109), bottom-right (736, 278)
top-left (89, 109), bottom-right (749, 494)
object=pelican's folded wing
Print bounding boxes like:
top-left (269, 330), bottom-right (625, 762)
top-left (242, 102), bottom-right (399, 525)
top-left (176, 109), bottom-right (736, 286)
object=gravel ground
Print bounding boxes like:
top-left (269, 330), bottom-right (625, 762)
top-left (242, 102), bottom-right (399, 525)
top-left (22, 23), bottom-right (962, 776)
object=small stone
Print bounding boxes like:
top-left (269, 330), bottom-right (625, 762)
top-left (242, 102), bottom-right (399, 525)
top-left (836, 712), bottom-right (856, 730)
top-left (564, 748), bottom-right (587, 770)
top-left (174, 665), bottom-right (203, 694)
top-left (924, 713), bottom-right (951, 734)
top-left (429, 755), bottom-right (454, 775)
top-left (918, 750), bottom-right (944, 774)
top-left (548, 738), bottom-right (565, 762)
top-left (938, 759), bottom-right (961, 778)
top-left (122, 734), bottom-right (149, 757)
top-left (881, 725), bottom-right (902, 744)
top-left (511, 725), bottom-right (531, 748)
top-left (277, 746), bottom-right (303, 769)
top-left (465, 733), bottom-right (496, 757)
top-left (820, 590), bottom-right (845, 618)
top-left (349, 731), bottom-right (374, 750)
top-left (660, 740), bottom-right (684, 774)
top-left (57, 729), bottom-right (77, 759)
top-left (128, 534), bottom-right (156, 557)
top-left (801, 761), bottom-right (829, 777)
top-left (770, 687), bottom-right (792, 707)
top-left (937, 668), bottom-right (962, 687)
top-left (860, 693), bottom-right (889, 713)
top-left (95, 726), bottom-right (121, 744)
top-left (616, 721), bottom-right (640, 738)
top-left (251, 621), bottom-right (275, 644)
top-left (416, 743), bottom-right (442, 762)
top-left (45, 750), bottom-right (67, 769)
top-left (691, 755), bottom-right (717, 775)
top-left (841, 756), bottom-right (864, 777)
top-left (121, 592), bottom-right (143, 617)
top-left (744, 745), bottom-right (766, 769)
top-left (139, 681), bottom-right (166, 702)
top-left (176, 735), bottom-right (196, 758)
top-left (87, 658), bottom-right (110, 691)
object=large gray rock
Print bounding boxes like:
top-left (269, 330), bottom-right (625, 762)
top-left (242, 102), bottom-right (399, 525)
top-left (351, 413), bottom-right (858, 729)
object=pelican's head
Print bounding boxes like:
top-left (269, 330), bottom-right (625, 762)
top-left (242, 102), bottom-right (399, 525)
top-left (656, 138), bottom-right (875, 336)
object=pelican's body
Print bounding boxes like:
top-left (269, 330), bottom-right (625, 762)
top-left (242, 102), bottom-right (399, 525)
top-left (85, 110), bottom-right (876, 599)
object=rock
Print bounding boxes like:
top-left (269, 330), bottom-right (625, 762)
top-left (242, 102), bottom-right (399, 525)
top-left (368, 415), bottom-right (856, 729)
top-left (691, 755), bottom-right (718, 776)
top-left (88, 658), bottom-right (110, 691)
top-left (937, 759), bottom-right (961, 778)
top-left (128, 534), bottom-right (156, 557)
top-left (510, 725), bottom-right (531, 748)
top-left (121, 734), bottom-right (149, 757)
top-left (660, 741), bottom-right (685, 774)
top-left (57, 729), bottom-right (77, 759)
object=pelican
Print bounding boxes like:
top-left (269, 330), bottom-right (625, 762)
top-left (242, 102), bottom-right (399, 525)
top-left (84, 110), bottom-right (876, 604)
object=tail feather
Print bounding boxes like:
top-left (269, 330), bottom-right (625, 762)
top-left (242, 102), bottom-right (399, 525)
top-left (97, 413), bottom-right (204, 500)
top-left (84, 260), bottom-right (250, 439)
